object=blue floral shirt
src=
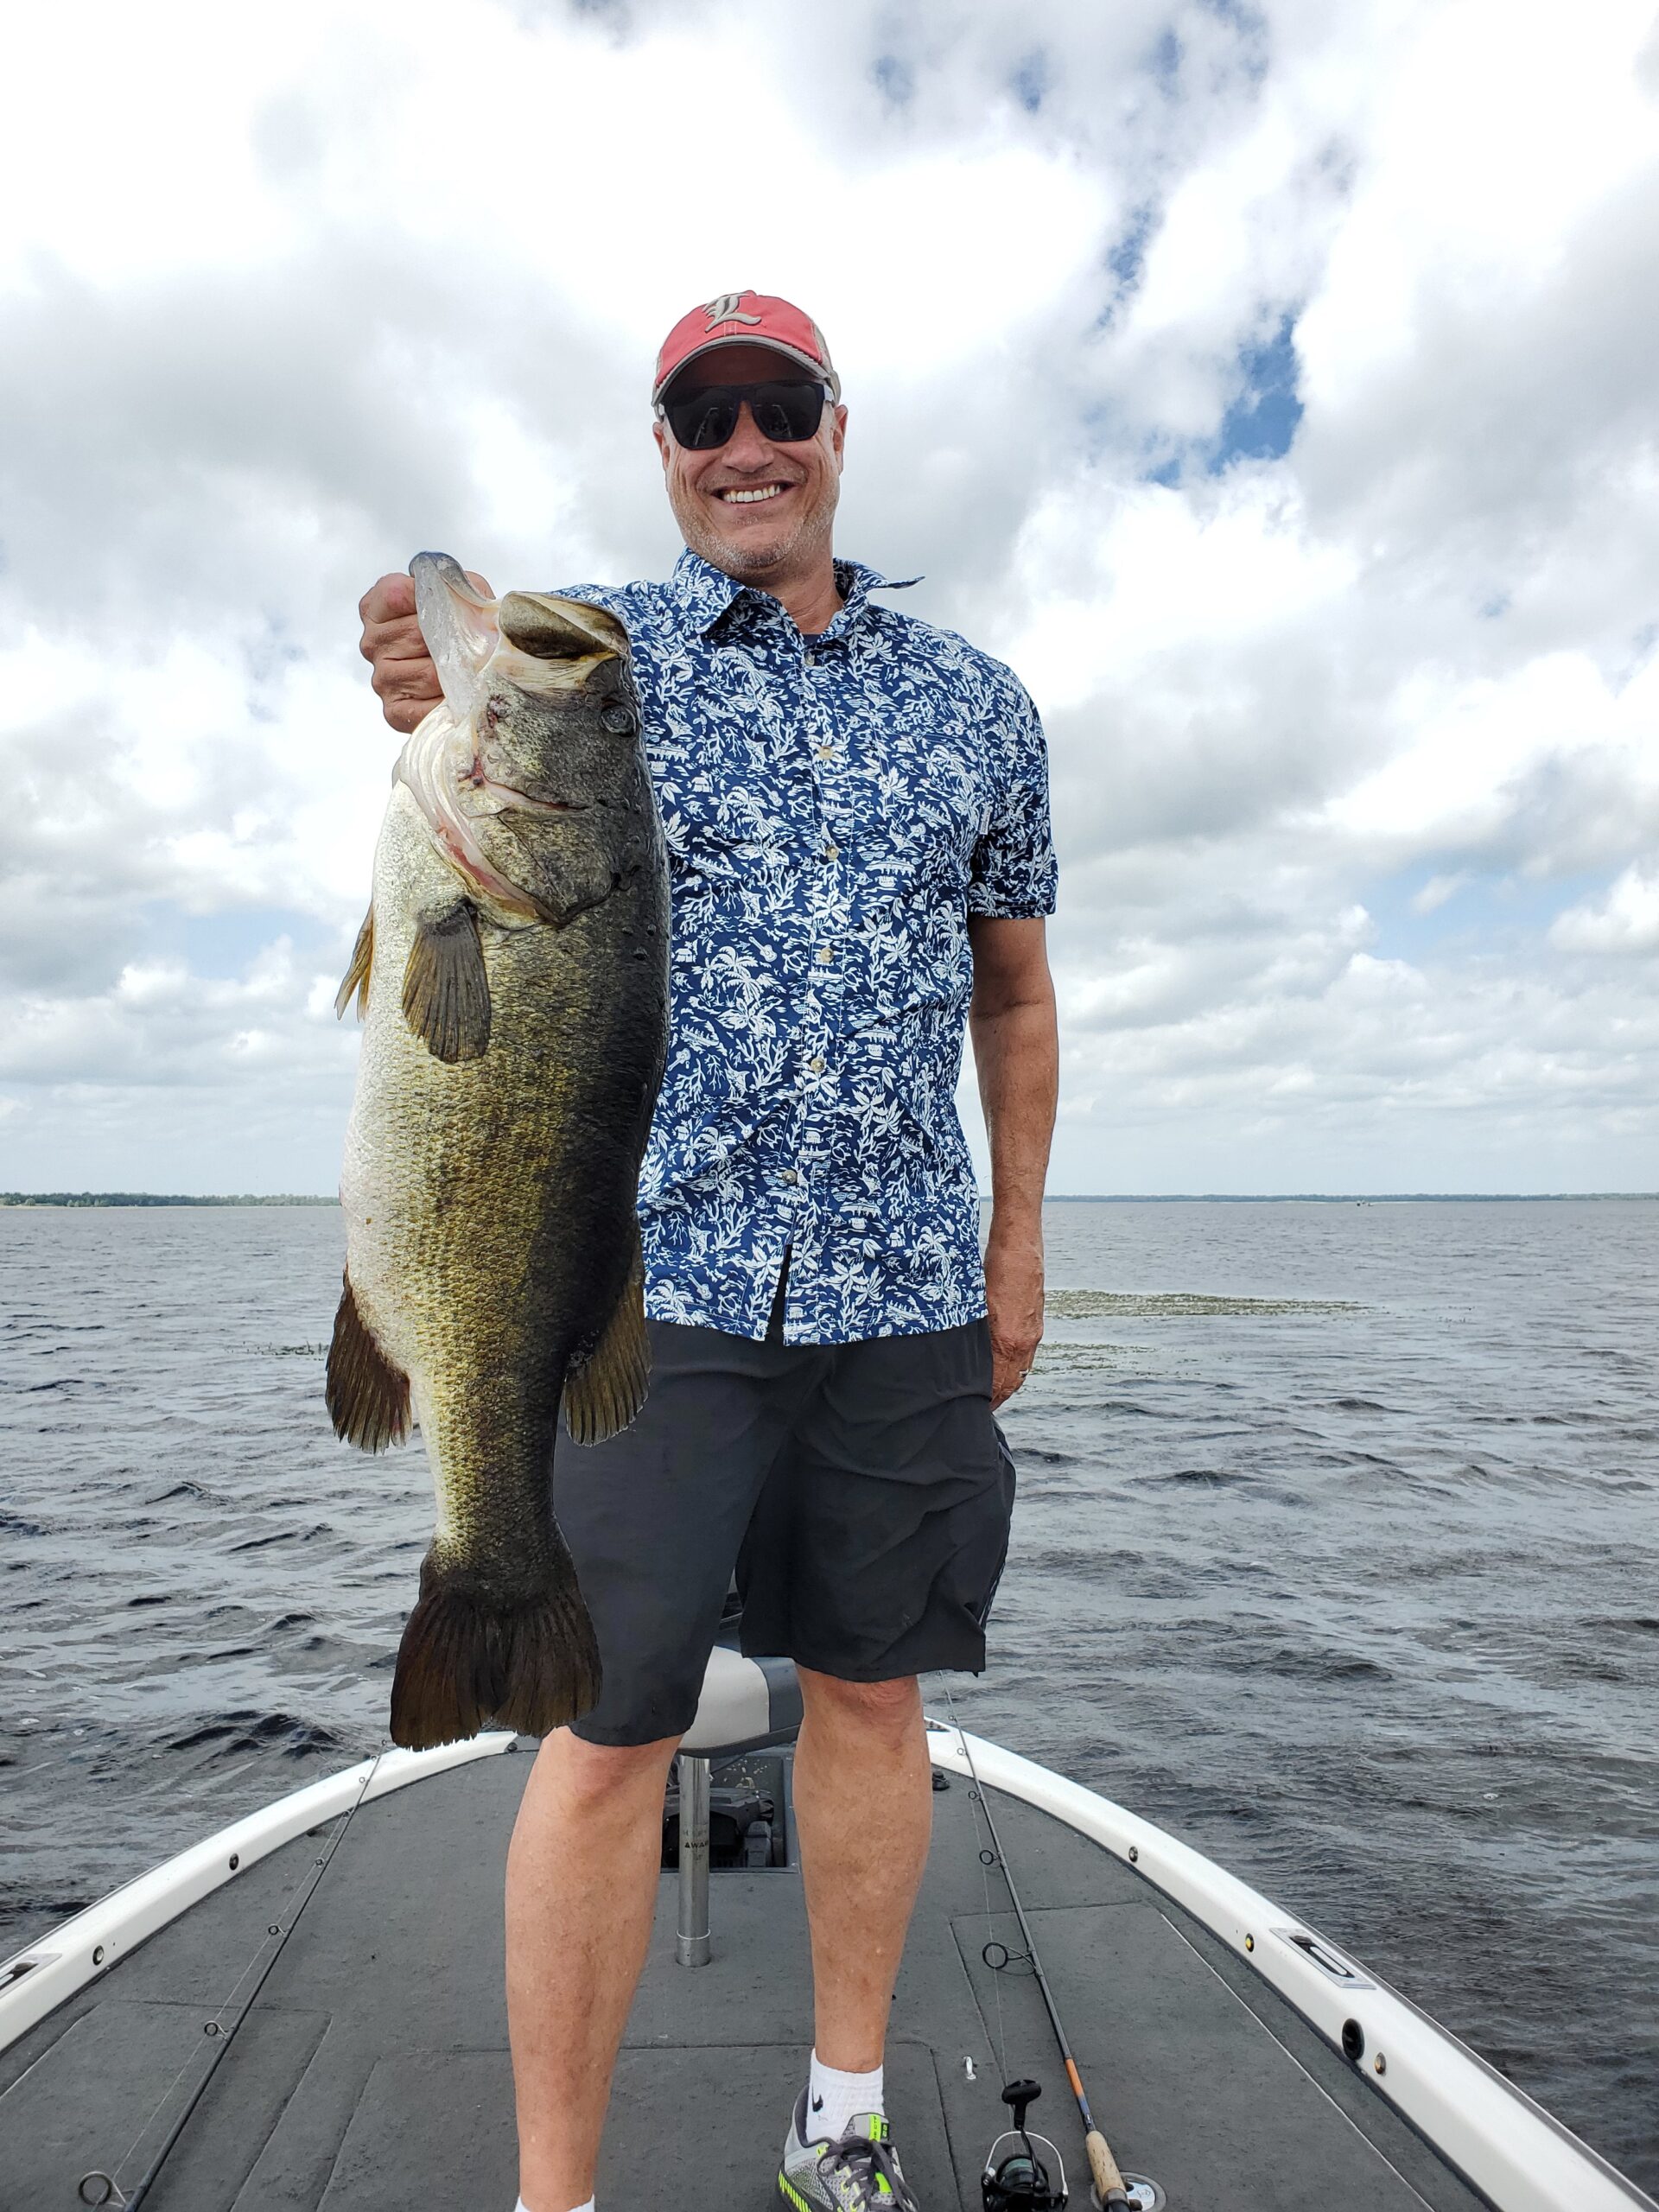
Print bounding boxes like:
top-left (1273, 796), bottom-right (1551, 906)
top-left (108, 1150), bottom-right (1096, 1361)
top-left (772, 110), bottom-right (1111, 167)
top-left (556, 550), bottom-right (1057, 1346)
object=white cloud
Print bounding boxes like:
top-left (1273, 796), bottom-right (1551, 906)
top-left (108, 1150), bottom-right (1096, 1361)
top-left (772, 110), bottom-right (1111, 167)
top-left (1, 0), bottom-right (1656, 1192)
top-left (1550, 865), bottom-right (1659, 956)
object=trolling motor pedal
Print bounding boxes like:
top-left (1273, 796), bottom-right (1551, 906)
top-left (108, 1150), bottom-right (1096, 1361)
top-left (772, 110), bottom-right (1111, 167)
top-left (982, 2078), bottom-right (1068, 2211)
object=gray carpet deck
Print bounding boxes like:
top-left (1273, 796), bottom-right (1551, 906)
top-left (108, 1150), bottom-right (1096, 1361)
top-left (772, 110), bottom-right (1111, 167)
top-left (0, 1745), bottom-right (1489, 2210)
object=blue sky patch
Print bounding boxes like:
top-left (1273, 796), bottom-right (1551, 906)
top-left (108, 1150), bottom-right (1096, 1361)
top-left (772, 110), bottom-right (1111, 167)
top-left (1109, 202), bottom-right (1156, 296)
top-left (139, 902), bottom-right (337, 981)
top-left (1363, 866), bottom-right (1611, 963)
top-left (1211, 313), bottom-right (1304, 468)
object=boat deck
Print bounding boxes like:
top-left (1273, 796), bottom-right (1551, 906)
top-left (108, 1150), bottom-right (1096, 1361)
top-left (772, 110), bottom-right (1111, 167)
top-left (0, 1743), bottom-right (1491, 2211)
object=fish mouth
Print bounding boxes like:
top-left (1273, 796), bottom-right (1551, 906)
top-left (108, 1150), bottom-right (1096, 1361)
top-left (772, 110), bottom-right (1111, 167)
top-left (463, 761), bottom-right (588, 814)
top-left (398, 558), bottom-right (628, 910)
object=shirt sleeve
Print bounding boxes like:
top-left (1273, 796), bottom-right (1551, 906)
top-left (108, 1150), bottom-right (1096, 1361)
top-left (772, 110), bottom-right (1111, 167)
top-left (967, 676), bottom-right (1058, 918)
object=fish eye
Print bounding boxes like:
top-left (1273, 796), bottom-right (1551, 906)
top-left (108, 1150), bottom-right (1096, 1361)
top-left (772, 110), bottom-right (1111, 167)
top-left (601, 703), bottom-right (636, 734)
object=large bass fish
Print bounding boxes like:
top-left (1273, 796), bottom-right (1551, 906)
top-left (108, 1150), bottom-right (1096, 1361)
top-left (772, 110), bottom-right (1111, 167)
top-left (327, 552), bottom-right (668, 1750)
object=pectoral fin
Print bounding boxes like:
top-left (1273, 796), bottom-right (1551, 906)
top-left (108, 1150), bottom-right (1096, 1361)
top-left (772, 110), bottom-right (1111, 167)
top-left (402, 901), bottom-right (491, 1062)
top-left (334, 907), bottom-right (374, 1020)
top-left (562, 1235), bottom-right (650, 1445)
top-left (326, 1270), bottom-right (410, 1452)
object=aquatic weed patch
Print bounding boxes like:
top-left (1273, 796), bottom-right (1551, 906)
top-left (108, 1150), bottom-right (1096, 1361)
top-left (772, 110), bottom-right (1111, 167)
top-left (1045, 1289), bottom-right (1363, 1319)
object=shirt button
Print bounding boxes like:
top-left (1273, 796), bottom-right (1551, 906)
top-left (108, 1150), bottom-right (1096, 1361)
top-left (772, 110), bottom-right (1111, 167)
top-left (815, 744), bottom-right (834, 760)
top-left (808, 1055), bottom-right (826, 1073)
top-left (781, 1168), bottom-right (801, 1185)
top-left (822, 840), bottom-right (839, 861)
top-left (816, 947), bottom-right (835, 963)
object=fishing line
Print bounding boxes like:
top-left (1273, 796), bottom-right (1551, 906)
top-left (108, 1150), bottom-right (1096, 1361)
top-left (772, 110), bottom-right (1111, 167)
top-left (953, 1689), bottom-right (1011, 2089)
top-left (938, 1686), bottom-right (1137, 2212)
top-left (78, 1745), bottom-right (388, 2209)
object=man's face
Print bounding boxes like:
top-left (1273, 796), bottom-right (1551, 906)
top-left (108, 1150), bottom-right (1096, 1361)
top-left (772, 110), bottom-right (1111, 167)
top-left (654, 342), bottom-right (848, 585)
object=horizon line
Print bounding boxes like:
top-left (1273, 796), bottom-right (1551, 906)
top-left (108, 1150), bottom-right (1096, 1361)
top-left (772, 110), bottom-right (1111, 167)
top-left (2, 1189), bottom-right (1655, 1207)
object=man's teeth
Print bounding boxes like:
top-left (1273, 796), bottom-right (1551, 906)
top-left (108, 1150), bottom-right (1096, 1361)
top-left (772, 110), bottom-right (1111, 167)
top-left (717, 484), bottom-right (785, 505)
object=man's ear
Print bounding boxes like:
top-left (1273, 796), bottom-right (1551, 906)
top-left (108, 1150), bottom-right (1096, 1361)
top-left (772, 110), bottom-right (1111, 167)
top-left (652, 420), bottom-right (670, 471)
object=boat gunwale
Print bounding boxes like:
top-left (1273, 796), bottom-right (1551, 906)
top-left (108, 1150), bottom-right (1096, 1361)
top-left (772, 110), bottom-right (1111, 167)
top-left (0, 1732), bottom-right (517, 2054)
top-left (925, 1724), bottom-right (1656, 2212)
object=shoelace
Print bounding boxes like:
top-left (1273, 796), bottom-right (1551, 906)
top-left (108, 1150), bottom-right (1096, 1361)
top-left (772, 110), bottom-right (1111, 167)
top-left (822, 2128), bottom-right (907, 2208)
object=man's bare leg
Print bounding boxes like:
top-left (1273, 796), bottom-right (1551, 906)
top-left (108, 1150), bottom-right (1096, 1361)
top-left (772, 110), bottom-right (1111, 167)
top-left (791, 1669), bottom-right (932, 2073)
top-left (506, 1728), bottom-right (679, 2212)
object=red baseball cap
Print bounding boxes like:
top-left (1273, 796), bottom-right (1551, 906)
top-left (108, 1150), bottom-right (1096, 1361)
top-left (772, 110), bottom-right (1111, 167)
top-left (653, 289), bottom-right (841, 405)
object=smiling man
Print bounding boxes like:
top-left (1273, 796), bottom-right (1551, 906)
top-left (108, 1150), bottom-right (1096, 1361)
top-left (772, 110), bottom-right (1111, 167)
top-left (358, 290), bottom-right (1058, 2212)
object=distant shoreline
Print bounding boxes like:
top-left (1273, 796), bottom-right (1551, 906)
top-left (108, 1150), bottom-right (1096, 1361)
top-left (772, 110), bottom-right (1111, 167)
top-left (0, 1193), bottom-right (340, 1208)
top-left (2, 1190), bottom-right (1652, 1209)
top-left (1039, 1191), bottom-right (1659, 1203)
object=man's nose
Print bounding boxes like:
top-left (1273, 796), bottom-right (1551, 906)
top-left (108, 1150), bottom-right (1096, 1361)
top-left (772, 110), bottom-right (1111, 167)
top-left (721, 402), bottom-right (782, 469)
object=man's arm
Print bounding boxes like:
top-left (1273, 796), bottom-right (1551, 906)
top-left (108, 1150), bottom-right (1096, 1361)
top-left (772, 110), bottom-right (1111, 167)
top-left (968, 914), bottom-right (1058, 1408)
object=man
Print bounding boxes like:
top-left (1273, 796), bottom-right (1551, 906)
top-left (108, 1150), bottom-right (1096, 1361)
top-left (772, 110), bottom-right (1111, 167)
top-left (358, 290), bottom-right (1058, 2212)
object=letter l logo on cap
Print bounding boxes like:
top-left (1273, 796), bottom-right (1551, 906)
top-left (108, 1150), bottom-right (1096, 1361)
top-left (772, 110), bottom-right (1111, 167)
top-left (703, 292), bottom-right (762, 327)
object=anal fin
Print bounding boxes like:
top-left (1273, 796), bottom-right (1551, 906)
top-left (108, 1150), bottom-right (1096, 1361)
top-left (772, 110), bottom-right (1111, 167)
top-left (562, 1234), bottom-right (650, 1445)
top-left (334, 907), bottom-right (374, 1020)
top-left (327, 1269), bottom-right (411, 1452)
top-left (402, 900), bottom-right (491, 1062)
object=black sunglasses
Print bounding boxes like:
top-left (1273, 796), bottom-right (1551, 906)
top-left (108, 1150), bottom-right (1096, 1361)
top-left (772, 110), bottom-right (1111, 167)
top-left (660, 378), bottom-right (830, 450)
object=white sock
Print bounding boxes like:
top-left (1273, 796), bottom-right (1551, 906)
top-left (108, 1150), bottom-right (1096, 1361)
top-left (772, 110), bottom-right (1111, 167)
top-left (807, 2050), bottom-right (885, 2140)
top-left (514, 2200), bottom-right (593, 2212)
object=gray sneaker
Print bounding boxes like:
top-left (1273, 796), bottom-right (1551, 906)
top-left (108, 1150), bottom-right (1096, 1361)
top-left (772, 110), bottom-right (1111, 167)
top-left (778, 2088), bottom-right (920, 2210)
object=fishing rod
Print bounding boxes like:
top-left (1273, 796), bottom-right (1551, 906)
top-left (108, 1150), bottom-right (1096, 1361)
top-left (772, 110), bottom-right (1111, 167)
top-left (973, 1771), bottom-right (1134, 2210)
top-left (943, 1694), bottom-right (1139, 2212)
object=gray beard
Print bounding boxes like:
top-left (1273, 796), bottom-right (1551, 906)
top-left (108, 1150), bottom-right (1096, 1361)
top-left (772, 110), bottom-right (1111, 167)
top-left (671, 482), bottom-right (838, 587)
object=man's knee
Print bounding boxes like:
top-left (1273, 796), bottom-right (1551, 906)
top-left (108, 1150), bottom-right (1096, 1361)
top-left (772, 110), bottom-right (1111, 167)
top-left (798, 1667), bottom-right (922, 1744)
top-left (532, 1726), bottom-right (680, 1815)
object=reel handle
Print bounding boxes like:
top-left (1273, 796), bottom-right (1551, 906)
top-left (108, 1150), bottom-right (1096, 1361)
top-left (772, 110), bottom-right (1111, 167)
top-left (1001, 2077), bottom-right (1044, 2134)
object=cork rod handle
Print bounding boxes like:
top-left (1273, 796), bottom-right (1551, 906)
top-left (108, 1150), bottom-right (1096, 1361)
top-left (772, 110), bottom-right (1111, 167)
top-left (1086, 2126), bottom-right (1131, 2208)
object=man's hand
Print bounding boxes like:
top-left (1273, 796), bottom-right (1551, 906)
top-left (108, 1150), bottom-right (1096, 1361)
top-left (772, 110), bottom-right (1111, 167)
top-left (358, 567), bottom-right (493, 735)
top-left (985, 1227), bottom-right (1044, 1409)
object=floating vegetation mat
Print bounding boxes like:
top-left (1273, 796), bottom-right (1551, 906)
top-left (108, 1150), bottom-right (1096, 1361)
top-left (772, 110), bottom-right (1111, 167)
top-left (1031, 1341), bottom-right (1144, 1373)
top-left (1045, 1289), bottom-right (1363, 1319)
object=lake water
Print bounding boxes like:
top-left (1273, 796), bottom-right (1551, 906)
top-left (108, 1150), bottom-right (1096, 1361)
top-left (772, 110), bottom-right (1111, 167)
top-left (3, 1198), bottom-right (1655, 2188)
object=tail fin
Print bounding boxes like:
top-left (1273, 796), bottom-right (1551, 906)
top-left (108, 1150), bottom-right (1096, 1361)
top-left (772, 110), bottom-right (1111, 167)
top-left (388, 1544), bottom-right (602, 1750)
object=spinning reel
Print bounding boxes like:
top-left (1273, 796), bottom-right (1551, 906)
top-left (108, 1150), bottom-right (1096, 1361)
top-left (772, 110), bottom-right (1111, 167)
top-left (982, 2079), bottom-right (1068, 2212)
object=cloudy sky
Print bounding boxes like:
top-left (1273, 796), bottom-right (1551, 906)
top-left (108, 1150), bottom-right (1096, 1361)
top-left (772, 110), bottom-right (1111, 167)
top-left (3, 0), bottom-right (1656, 1195)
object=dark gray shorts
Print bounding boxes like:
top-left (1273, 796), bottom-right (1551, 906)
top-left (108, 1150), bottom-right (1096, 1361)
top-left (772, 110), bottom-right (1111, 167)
top-left (550, 1317), bottom-right (1015, 1747)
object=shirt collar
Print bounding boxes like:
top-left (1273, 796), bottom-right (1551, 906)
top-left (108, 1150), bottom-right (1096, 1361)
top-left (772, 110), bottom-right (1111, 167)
top-left (665, 547), bottom-right (921, 639)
